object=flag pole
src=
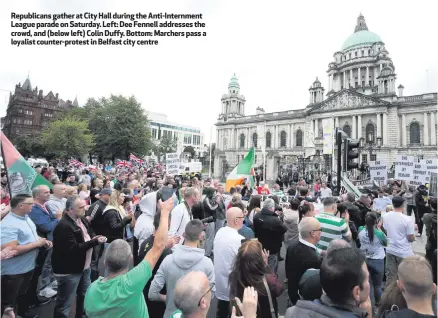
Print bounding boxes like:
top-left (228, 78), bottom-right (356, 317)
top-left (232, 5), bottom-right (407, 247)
top-left (1, 138), bottom-right (13, 198)
top-left (209, 126), bottom-right (212, 178)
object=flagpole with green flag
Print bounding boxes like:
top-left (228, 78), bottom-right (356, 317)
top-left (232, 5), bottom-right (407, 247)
top-left (225, 147), bottom-right (255, 191)
top-left (1, 137), bottom-right (12, 198)
top-left (1, 132), bottom-right (52, 197)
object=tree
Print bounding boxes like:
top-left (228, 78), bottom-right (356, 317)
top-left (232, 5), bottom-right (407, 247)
top-left (183, 146), bottom-right (196, 158)
top-left (155, 136), bottom-right (177, 162)
top-left (80, 95), bottom-right (152, 161)
top-left (41, 118), bottom-right (95, 159)
top-left (13, 135), bottom-right (46, 158)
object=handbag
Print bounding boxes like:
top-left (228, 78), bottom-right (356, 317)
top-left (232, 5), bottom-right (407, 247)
top-left (262, 276), bottom-right (277, 318)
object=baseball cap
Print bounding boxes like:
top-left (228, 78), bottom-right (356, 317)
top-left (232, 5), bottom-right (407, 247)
top-left (100, 188), bottom-right (112, 195)
top-left (298, 268), bottom-right (322, 301)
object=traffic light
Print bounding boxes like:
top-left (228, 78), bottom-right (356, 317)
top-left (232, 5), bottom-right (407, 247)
top-left (344, 139), bottom-right (360, 171)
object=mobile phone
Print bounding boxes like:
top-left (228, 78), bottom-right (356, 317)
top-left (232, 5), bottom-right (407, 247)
top-left (161, 187), bottom-right (174, 202)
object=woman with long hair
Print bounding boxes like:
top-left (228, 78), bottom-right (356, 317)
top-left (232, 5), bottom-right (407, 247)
top-left (89, 178), bottom-right (103, 204)
top-left (78, 183), bottom-right (89, 202)
top-left (247, 195), bottom-right (262, 228)
top-left (102, 190), bottom-right (133, 243)
top-left (229, 240), bottom-right (283, 317)
top-left (358, 212), bottom-right (387, 307)
top-left (298, 201), bottom-right (315, 222)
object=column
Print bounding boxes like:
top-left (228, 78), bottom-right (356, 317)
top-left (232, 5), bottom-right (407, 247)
top-left (235, 128), bottom-right (238, 149)
top-left (358, 67), bottom-right (361, 85)
top-left (357, 115), bottom-right (362, 140)
top-left (247, 127), bottom-right (250, 148)
top-left (350, 69), bottom-right (353, 87)
top-left (343, 71), bottom-right (346, 88)
top-left (382, 113), bottom-right (388, 145)
top-left (273, 125), bottom-right (277, 148)
top-left (366, 66), bottom-right (369, 85)
top-left (374, 66), bottom-right (378, 84)
top-left (314, 119), bottom-right (319, 138)
top-left (424, 113), bottom-right (429, 146)
top-left (216, 129), bottom-right (220, 148)
top-left (380, 64), bottom-right (383, 71)
top-left (431, 112), bottom-right (436, 145)
top-left (335, 117), bottom-right (339, 128)
top-left (401, 114), bottom-right (407, 146)
top-left (376, 113), bottom-right (381, 139)
top-left (290, 123), bottom-right (294, 149)
top-left (352, 115), bottom-right (357, 139)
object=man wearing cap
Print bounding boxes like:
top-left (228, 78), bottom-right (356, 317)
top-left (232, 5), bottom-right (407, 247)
top-left (382, 196), bottom-right (415, 283)
top-left (85, 188), bottom-right (112, 281)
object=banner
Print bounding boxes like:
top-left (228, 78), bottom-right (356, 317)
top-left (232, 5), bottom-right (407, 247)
top-left (322, 118), bottom-right (333, 155)
top-left (422, 158), bottom-right (438, 183)
top-left (1, 132), bottom-right (52, 197)
top-left (394, 155), bottom-right (414, 181)
top-left (165, 152), bottom-right (180, 175)
top-left (369, 160), bottom-right (387, 184)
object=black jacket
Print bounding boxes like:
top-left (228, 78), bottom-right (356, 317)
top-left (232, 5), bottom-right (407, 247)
top-left (52, 214), bottom-right (99, 274)
top-left (354, 201), bottom-right (371, 224)
top-left (86, 199), bottom-right (107, 235)
top-left (285, 240), bottom-right (321, 305)
top-left (102, 207), bottom-right (131, 243)
top-left (344, 202), bottom-right (363, 228)
top-left (253, 207), bottom-right (287, 254)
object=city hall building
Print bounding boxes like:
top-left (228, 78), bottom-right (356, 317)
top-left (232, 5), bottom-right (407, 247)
top-left (214, 14), bottom-right (437, 182)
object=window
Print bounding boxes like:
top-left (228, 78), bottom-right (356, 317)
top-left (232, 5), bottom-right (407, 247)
top-left (361, 50), bottom-right (364, 57)
top-left (368, 49), bottom-right (371, 55)
top-left (355, 52), bottom-right (357, 57)
top-left (280, 131), bottom-right (287, 147)
top-left (362, 154), bottom-right (367, 164)
top-left (409, 122), bottom-right (420, 144)
top-left (296, 129), bottom-right (303, 147)
top-left (366, 123), bottom-right (375, 143)
top-left (252, 133), bottom-right (258, 148)
top-left (183, 133), bottom-right (192, 144)
top-left (371, 154), bottom-right (377, 161)
top-left (18, 109), bottom-right (23, 114)
top-left (25, 110), bottom-right (33, 115)
top-left (152, 128), bottom-right (157, 139)
top-left (239, 133), bottom-right (245, 148)
top-left (343, 124), bottom-right (351, 137)
top-left (349, 53), bottom-right (351, 59)
top-left (24, 120), bottom-right (32, 125)
top-left (266, 131), bottom-right (272, 148)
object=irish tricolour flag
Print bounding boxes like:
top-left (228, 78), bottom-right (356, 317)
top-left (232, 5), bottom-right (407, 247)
top-left (225, 147), bottom-right (255, 192)
top-left (1, 132), bottom-right (52, 197)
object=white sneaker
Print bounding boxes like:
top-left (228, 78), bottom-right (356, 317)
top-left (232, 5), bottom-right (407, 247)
top-left (39, 287), bottom-right (57, 298)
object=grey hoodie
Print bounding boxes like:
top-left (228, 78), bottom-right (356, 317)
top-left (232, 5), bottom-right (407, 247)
top-left (148, 244), bottom-right (215, 318)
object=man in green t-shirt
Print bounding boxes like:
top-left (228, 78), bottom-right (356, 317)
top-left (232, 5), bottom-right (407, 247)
top-left (84, 198), bottom-right (174, 318)
top-left (170, 271), bottom-right (212, 318)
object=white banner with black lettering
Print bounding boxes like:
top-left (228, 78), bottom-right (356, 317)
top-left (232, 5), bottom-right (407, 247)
top-left (394, 155), bottom-right (414, 181)
top-left (411, 161), bottom-right (428, 186)
top-left (166, 153), bottom-right (180, 175)
top-left (369, 160), bottom-right (387, 184)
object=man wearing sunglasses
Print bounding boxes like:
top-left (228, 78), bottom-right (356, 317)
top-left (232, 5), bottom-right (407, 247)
top-left (171, 271), bottom-right (213, 317)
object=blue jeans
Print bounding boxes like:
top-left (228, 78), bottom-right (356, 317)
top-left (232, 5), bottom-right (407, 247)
top-left (53, 268), bottom-right (91, 318)
top-left (366, 258), bottom-right (384, 306)
top-left (268, 253), bottom-right (279, 274)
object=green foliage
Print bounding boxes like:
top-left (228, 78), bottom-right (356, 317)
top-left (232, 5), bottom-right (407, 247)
top-left (13, 135), bottom-right (46, 158)
top-left (183, 145), bottom-right (196, 158)
top-left (41, 118), bottom-right (94, 158)
top-left (154, 136), bottom-right (177, 161)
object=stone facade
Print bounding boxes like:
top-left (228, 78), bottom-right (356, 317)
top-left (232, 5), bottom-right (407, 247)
top-left (1, 76), bottom-right (77, 139)
top-left (214, 15), bottom-right (437, 181)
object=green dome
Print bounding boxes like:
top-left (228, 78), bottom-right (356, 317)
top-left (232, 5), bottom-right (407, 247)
top-left (341, 30), bottom-right (382, 51)
top-left (229, 74), bottom-right (240, 89)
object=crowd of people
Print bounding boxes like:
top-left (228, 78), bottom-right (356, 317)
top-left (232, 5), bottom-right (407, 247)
top-left (1, 162), bottom-right (437, 318)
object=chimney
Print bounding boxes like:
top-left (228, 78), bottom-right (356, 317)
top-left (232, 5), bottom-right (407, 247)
top-left (398, 84), bottom-right (404, 97)
top-left (256, 107), bottom-right (265, 115)
top-left (55, 93), bottom-right (59, 100)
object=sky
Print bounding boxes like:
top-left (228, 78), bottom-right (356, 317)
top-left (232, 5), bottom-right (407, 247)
top-left (1, 0), bottom-right (437, 144)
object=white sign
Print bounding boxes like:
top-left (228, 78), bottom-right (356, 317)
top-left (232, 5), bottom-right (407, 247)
top-left (369, 160), bottom-right (387, 184)
top-left (166, 153), bottom-right (180, 175)
top-left (412, 161), bottom-right (428, 186)
top-left (415, 158), bottom-right (438, 186)
top-left (394, 155), bottom-right (414, 181)
top-left (322, 118), bottom-right (333, 155)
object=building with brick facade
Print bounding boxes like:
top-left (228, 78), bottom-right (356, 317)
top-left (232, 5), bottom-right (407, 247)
top-left (214, 14), bottom-right (437, 181)
top-left (1, 76), bottom-right (77, 139)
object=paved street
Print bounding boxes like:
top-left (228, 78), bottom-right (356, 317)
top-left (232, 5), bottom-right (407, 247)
top-left (31, 230), bottom-right (427, 318)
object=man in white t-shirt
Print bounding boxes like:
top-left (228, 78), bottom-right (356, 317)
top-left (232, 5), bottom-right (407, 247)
top-left (213, 207), bottom-right (245, 318)
top-left (168, 187), bottom-right (200, 243)
top-left (319, 182), bottom-right (332, 199)
top-left (382, 196), bottom-right (415, 283)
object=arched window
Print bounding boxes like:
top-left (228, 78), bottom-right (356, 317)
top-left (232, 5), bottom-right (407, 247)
top-left (266, 131), bottom-right (272, 148)
top-left (410, 122), bottom-right (421, 144)
top-left (239, 133), bottom-right (245, 148)
top-left (343, 124), bottom-right (351, 137)
top-left (280, 131), bottom-right (287, 147)
top-left (296, 129), bottom-right (303, 147)
top-left (252, 133), bottom-right (258, 148)
top-left (366, 123), bottom-right (375, 143)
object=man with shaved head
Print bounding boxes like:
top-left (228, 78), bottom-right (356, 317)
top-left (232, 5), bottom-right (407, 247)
top-left (171, 272), bottom-right (212, 317)
top-left (46, 183), bottom-right (67, 216)
top-left (214, 207), bottom-right (245, 318)
top-left (392, 257), bottom-right (437, 317)
top-left (285, 217), bottom-right (322, 305)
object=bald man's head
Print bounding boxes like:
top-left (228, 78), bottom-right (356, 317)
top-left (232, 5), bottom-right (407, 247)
top-left (174, 272), bottom-right (211, 315)
top-left (299, 217), bottom-right (321, 240)
top-left (226, 207), bottom-right (245, 230)
top-left (398, 258), bottom-right (436, 300)
top-left (327, 239), bottom-right (350, 254)
top-left (53, 183), bottom-right (67, 198)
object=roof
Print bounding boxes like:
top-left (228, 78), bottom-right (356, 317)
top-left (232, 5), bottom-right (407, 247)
top-left (228, 73), bottom-right (240, 89)
top-left (22, 76), bottom-right (32, 91)
top-left (341, 15), bottom-right (382, 51)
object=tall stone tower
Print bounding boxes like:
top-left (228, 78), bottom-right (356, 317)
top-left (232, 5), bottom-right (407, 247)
top-left (218, 74), bottom-right (246, 122)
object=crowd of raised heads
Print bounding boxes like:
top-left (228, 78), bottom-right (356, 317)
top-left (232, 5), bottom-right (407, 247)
top-left (1, 163), bottom-right (436, 318)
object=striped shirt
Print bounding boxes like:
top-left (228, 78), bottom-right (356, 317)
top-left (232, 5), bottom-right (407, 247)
top-left (315, 212), bottom-right (349, 251)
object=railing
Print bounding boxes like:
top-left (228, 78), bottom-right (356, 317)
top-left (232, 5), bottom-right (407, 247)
top-left (398, 93), bottom-right (437, 103)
